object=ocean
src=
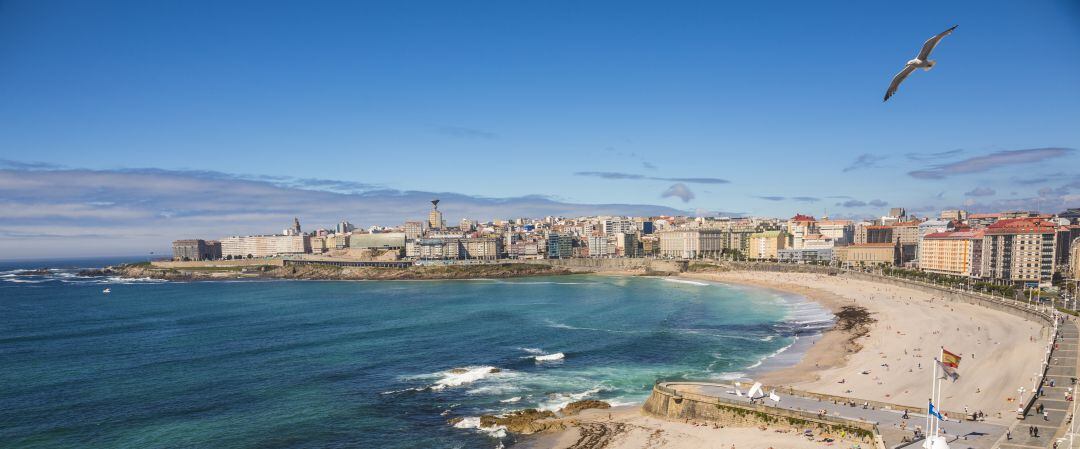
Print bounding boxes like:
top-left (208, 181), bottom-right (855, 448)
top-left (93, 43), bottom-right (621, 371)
top-left (0, 258), bottom-right (834, 448)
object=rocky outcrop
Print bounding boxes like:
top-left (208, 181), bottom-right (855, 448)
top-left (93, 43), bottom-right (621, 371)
top-left (479, 409), bottom-right (561, 434)
top-left (559, 400), bottom-right (611, 416)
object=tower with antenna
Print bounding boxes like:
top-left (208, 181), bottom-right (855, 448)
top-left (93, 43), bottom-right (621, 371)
top-left (428, 199), bottom-right (444, 229)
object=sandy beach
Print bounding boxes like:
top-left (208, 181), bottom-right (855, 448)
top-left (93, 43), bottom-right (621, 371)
top-left (528, 270), bottom-right (1049, 448)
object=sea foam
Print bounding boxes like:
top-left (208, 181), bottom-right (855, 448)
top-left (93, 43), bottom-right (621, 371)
top-left (533, 352), bottom-right (565, 362)
top-left (432, 366), bottom-right (502, 390)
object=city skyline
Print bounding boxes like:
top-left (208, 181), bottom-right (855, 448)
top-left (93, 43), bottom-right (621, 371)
top-left (2, 1), bottom-right (1079, 258)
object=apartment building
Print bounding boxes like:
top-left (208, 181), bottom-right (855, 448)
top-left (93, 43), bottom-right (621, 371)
top-left (919, 230), bottom-right (983, 277)
top-left (220, 235), bottom-right (310, 258)
top-left (658, 229), bottom-right (725, 259)
top-left (981, 218), bottom-right (1057, 287)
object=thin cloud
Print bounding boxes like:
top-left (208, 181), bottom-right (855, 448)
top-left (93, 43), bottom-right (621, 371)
top-left (0, 159), bottom-right (63, 170)
top-left (908, 147), bottom-right (1075, 179)
top-left (661, 183), bottom-right (695, 203)
top-left (842, 154), bottom-right (888, 172)
top-left (964, 187), bottom-right (996, 197)
top-left (905, 149), bottom-right (964, 162)
top-left (752, 195), bottom-right (817, 202)
top-left (0, 166), bottom-right (686, 259)
top-left (836, 199), bottom-right (888, 208)
top-left (574, 171), bottom-right (729, 184)
top-left (642, 161), bottom-right (658, 170)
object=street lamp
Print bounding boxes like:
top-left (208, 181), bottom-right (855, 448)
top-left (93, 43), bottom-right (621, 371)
top-left (1018, 386), bottom-right (1027, 415)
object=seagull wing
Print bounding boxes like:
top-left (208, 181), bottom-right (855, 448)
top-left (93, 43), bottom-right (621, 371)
top-left (884, 64), bottom-right (917, 102)
top-left (917, 25), bottom-right (957, 60)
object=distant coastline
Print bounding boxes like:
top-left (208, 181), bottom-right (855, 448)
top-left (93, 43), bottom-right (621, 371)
top-left (79, 260), bottom-right (577, 281)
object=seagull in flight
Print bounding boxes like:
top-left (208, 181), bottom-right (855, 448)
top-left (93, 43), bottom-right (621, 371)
top-left (884, 25), bottom-right (957, 102)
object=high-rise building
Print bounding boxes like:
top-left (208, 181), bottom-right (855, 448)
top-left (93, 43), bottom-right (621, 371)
top-left (336, 220), bottom-right (355, 234)
top-left (404, 221), bottom-right (424, 240)
top-left (919, 230), bottom-right (984, 277)
top-left (818, 220), bottom-right (854, 246)
top-left (586, 233), bottom-right (611, 258)
top-left (428, 200), bottom-right (445, 229)
top-left (786, 214), bottom-right (818, 249)
top-left (613, 232), bottom-right (639, 257)
top-left (749, 230), bottom-right (789, 260)
top-left (939, 210), bottom-right (968, 221)
top-left (981, 218), bottom-right (1058, 287)
top-left (602, 218), bottom-right (635, 237)
top-left (546, 232), bottom-right (573, 259)
top-left (1054, 226), bottom-right (1080, 271)
top-left (658, 229), bottom-right (725, 259)
top-left (1072, 237), bottom-right (1080, 280)
top-left (865, 226), bottom-right (893, 244)
top-left (220, 235), bottom-right (310, 258)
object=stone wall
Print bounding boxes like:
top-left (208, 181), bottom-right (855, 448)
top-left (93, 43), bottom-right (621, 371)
top-left (643, 383), bottom-right (883, 448)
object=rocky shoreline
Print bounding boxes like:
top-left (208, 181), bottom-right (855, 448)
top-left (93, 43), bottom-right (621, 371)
top-left (448, 400), bottom-right (613, 436)
top-left (79, 261), bottom-right (575, 281)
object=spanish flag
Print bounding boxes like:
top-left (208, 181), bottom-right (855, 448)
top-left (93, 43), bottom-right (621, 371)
top-left (939, 348), bottom-right (961, 380)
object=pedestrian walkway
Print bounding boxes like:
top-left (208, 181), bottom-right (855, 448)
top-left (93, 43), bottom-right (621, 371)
top-left (999, 317), bottom-right (1078, 449)
top-left (681, 383), bottom-right (1006, 448)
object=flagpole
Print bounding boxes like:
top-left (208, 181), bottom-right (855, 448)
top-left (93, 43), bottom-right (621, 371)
top-left (937, 346), bottom-right (945, 440)
top-left (928, 350), bottom-right (938, 444)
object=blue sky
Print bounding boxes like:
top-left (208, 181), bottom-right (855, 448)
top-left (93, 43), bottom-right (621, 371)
top-left (1, 1), bottom-right (1079, 258)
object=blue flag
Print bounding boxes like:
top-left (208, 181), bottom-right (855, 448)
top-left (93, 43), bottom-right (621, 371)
top-left (928, 401), bottom-right (945, 421)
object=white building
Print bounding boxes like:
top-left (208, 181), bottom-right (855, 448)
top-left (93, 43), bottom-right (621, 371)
top-left (220, 235), bottom-right (310, 258)
top-left (658, 229), bottom-right (725, 259)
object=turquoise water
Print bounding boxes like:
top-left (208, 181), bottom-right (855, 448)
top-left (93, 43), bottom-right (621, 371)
top-left (0, 259), bottom-right (832, 448)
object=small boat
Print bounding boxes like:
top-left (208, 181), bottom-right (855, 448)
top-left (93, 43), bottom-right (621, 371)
top-left (102, 288), bottom-right (111, 294)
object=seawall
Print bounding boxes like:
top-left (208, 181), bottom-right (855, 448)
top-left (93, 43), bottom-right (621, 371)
top-left (643, 382), bottom-right (884, 448)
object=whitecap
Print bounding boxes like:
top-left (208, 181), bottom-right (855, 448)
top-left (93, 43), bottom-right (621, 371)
top-left (452, 416), bottom-right (508, 439)
top-left (534, 352), bottom-right (565, 362)
top-left (538, 386), bottom-right (606, 411)
top-left (499, 396), bottom-right (522, 403)
top-left (431, 366), bottom-right (503, 390)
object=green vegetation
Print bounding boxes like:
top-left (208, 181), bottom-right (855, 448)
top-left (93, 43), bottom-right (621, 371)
top-left (882, 267), bottom-right (1016, 297)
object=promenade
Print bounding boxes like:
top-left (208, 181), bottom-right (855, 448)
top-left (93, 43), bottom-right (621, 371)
top-left (669, 382), bottom-right (1006, 449)
top-left (1001, 318), bottom-right (1078, 449)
